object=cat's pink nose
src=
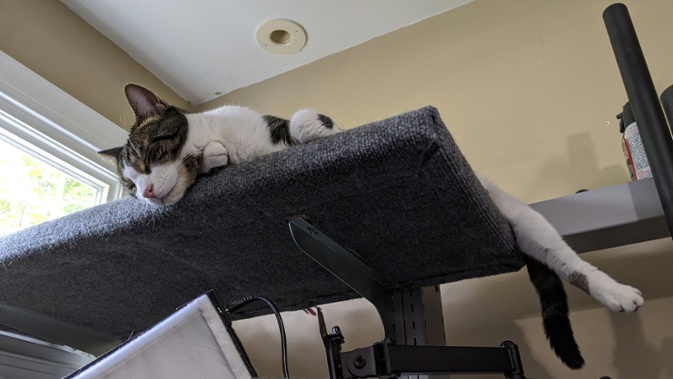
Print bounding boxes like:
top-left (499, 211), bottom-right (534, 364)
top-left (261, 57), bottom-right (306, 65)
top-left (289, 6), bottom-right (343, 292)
top-left (142, 185), bottom-right (155, 199)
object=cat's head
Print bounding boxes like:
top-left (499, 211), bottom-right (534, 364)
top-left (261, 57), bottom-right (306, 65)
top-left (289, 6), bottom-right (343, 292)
top-left (100, 84), bottom-right (200, 206)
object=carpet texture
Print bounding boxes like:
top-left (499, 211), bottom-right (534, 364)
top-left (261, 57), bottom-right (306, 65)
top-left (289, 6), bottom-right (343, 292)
top-left (0, 107), bottom-right (525, 344)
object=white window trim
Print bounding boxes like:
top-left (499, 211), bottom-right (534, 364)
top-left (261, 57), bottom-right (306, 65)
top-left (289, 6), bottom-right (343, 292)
top-left (0, 50), bottom-right (128, 202)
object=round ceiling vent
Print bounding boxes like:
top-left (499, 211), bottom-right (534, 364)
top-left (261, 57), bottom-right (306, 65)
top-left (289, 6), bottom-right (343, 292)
top-left (256, 19), bottom-right (307, 55)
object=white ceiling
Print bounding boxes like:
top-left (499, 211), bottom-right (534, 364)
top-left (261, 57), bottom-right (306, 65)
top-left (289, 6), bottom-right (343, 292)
top-left (61, 0), bottom-right (473, 105)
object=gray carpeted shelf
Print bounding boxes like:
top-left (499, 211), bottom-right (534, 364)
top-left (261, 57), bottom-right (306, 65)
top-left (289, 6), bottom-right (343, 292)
top-left (0, 106), bottom-right (525, 352)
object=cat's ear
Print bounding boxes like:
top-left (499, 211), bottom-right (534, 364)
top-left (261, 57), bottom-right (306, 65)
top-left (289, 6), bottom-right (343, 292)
top-left (98, 146), bottom-right (123, 163)
top-left (124, 84), bottom-right (169, 120)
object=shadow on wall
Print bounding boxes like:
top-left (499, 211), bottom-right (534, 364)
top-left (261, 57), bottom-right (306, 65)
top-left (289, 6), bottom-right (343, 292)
top-left (610, 307), bottom-right (673, 378)
top-left (527, 132), bottom-right (628, 201)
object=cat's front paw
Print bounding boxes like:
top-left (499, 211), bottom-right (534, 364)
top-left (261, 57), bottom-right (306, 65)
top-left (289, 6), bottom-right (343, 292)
top-left (200, 141), bottom-right (229, 174)
top-left (588, 271), bottom-right (643, 312)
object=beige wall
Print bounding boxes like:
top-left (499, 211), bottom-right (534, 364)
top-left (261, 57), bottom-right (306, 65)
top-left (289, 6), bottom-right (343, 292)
top-left (203, 0), bottom-right (673, 203)
top-left (3, 0), bottom-right (673, 377)
top-left (0, 0), bottom-right (189, 130)
top-left (206, 0), bottom-right (673, 378)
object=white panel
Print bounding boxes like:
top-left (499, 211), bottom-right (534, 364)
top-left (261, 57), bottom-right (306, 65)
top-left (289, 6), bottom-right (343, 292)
top-left (71, 295), bottom-right (253, 379)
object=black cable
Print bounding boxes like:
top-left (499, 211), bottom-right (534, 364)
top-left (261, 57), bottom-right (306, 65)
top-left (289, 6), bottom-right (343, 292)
top-left (225, 296), bottom-right (290, 378)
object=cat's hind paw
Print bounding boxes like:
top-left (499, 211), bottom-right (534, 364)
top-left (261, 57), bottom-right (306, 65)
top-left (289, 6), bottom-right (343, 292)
top-left (588, 271), bottom-right (643, 312)
top-left (289, 109), bottom-right (341, 143)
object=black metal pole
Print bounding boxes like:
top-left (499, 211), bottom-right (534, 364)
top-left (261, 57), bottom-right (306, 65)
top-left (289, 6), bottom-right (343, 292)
top-left (660, 85), bottom-right (673, 136)
top-left (603, 3), bottom-right (673, 238)
top-left (288, 217), bottom-right (399, 339)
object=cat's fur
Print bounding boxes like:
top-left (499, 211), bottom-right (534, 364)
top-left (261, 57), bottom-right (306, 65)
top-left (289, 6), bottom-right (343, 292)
top-left (101, 84), bottom-right (643, 370)
top-left (480, 175), bottom-right (643, 368)
top-left (100, 84), bottom-right (340, 206)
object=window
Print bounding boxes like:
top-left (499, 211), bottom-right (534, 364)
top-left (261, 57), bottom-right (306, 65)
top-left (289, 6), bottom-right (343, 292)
top-left (0, 129), bottom-right (102, 235)
top-left (0, 51), bottom-right (128, 235)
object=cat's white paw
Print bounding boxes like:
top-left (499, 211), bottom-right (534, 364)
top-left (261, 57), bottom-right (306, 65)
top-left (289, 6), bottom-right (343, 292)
top-left (588, 271), bottom-right (643, 312)
top-left (200, 141), bottom-right (229, 173)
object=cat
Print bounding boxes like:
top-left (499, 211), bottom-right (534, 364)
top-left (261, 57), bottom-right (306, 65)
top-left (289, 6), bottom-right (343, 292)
top-left (99, 83), bottom-right (341, 206)
top-left (101, 84), bottom-right (643, 370)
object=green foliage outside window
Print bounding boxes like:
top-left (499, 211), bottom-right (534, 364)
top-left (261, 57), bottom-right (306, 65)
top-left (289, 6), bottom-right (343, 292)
top-left (0, 139), bottom-right (97, 236)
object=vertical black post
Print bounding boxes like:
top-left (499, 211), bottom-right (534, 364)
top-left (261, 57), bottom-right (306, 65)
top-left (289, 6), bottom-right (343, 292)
top-left (603, 3), bottom-right (673, 238)
top-left (502, 341), bottom-right (526, 379)
top-left (660, 85), bottom-right (673, 136)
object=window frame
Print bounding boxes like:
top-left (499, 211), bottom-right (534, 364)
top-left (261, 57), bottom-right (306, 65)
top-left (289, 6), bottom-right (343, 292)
top-left (0, 51), bottom-right (127, 203)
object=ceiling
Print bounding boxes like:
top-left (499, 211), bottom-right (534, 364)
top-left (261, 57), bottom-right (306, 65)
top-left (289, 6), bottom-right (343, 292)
top-left (61, 0), bottom-right (473, 105)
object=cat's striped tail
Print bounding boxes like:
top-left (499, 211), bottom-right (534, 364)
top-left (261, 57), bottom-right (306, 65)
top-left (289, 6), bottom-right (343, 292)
top-left (525, 256), bottom-right (585, 369)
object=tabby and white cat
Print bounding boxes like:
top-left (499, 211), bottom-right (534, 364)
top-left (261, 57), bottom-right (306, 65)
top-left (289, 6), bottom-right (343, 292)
top-left (100, 84), bottom-right (340, 206)
top-left (101, 84), bottom-right (643, 369)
